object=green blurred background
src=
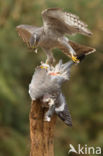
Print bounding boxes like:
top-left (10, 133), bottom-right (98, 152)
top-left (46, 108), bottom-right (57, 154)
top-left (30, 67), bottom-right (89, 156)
top-left (0, 0), bottom-right (103, 156)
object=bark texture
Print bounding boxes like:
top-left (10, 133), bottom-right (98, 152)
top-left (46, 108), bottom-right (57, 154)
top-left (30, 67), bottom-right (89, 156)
top-left (30, 100), bottom-right (57, 156)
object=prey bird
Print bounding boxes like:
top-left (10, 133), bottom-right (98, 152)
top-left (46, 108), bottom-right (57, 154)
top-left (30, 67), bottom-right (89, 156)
top-left (29, 60), bottom-right (74, 126)
top-left (16, 8), bottom-right (95, 65)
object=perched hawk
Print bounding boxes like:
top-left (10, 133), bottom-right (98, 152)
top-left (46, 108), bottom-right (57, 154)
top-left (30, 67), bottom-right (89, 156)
top-left (16, 8), bottom-right (95, 64)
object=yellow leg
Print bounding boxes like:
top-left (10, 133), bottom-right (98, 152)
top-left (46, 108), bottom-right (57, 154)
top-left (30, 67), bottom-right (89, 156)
top-left (40, 65), bottom-right (48, 69)
top-left (72, 55), bottom-right (80, 63)
top-left (40, 62), bottom-right (49, 69)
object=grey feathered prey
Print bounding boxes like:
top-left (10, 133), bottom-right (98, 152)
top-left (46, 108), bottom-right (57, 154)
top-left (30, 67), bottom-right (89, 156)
top-left (29, 60), bottom-right (74, 126)
top-left (16, 8), bottom-right (95, 65)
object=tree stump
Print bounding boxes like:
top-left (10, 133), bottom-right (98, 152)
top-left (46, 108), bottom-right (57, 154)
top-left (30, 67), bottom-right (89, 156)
top-left (30, 100), bottom-right (57, 156)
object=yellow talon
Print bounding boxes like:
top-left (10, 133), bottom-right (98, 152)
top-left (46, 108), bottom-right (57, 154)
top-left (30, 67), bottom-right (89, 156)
top-left (40, 63), bottom-right (49, 69)
top-left (40, 65), bottom-right (48, 69)
top-left (72, 56), bottom-right (80, 63)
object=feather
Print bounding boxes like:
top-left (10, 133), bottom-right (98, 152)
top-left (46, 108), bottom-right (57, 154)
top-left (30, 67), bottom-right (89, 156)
top-left (29, 60), bottom-right (73, 100)
top-left (42, 8), bottom-right (92, 36)
top-left (58, 40), bottom-right (96, 60)
top-left (55, 93), bottom-right (72, 126)
top-left (16, 25), bottom-right (43, 48)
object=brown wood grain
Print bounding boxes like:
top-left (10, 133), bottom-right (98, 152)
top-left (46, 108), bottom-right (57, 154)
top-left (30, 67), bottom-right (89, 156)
top-left (30, 100), bottom-right (57, 156)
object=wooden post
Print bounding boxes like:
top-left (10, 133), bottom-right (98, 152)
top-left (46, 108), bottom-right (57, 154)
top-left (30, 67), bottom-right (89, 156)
top-left (30, 100), bottom-right (57, 156)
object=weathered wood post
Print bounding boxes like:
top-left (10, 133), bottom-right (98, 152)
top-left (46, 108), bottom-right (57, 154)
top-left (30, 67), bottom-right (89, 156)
top-left (30, 100), bottom-right (57, 156)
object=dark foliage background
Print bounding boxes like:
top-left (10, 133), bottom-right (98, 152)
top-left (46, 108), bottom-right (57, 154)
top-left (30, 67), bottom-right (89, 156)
top-left (0, 0), bottom-right (103, 156)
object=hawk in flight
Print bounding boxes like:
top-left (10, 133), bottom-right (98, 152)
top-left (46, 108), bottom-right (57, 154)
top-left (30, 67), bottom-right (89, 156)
top-left (16, 8), bottom-right (95, 64)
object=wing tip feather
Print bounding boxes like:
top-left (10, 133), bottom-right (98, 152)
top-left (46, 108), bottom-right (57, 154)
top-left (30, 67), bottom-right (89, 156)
top-left (87, 31), bottom-right (93, 36)
top-left (16, 24), bottom-right (26, 30)
top-left (85, 48), bottom-right (96, 55)
top-left (42, 8), bottom-right (62, 15)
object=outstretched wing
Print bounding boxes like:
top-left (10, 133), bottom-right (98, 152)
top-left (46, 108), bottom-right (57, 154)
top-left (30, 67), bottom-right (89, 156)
top-left (42, 8), bottom-right (92, 36)
top-left (16, 24), bottom-right (42, 48)
top-left (58, 40), bottom-right (96, 59)
top-left (69, 41), bottom-right (96, 56)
